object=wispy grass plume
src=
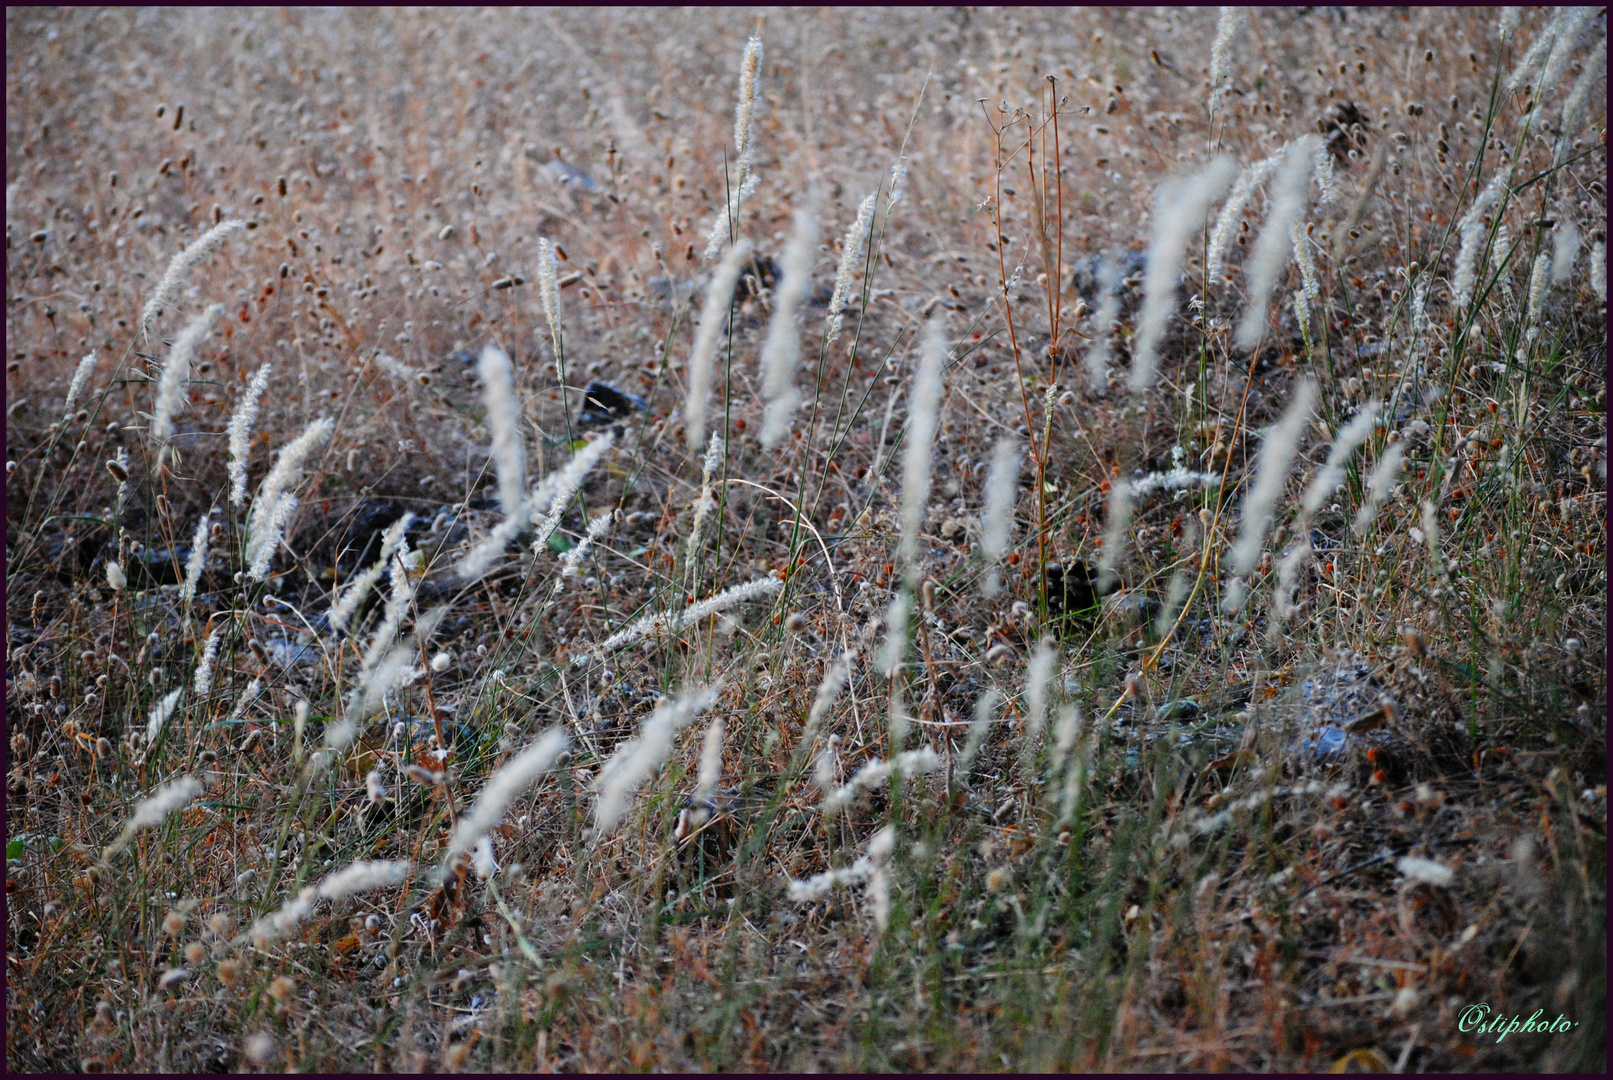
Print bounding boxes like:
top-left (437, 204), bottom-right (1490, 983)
top-left (760, 209), bottom-right (817, 447)
top-left (825, 193), bottom-right (877, 348)
top-left (150, 304), bottom-right (222, 450)
top-left (103, 775), bottom-right (203, 859)
top-left (980, 435), bottom-right (1021, 596)
top-left (1234, 138), bottom-right (1318, 350)
top-left (594, 688), bottom-right (718, 838)
top-left (139, 219), bottom-right (245, 339)
top-left (898, 317), bottom-right (947, 578)
top-left (62, 353), bottom-right (96, 420)
top-left (478, 345), bottom-right (526, 516)
top-left (1129, 157), bottom-right (1234, 392)
top-left (180, 513), bottom-right (211, 604)
top-left (245, 417), bottom-right (333, 580)
top-left (686, 238), bottom-right (752, 454)
top-left (1223, 377), bottom-right (1317, 611)
top-left (227, 364), bottom-right (271, 506)
top-left (442, 729), bottom-right (568, 871)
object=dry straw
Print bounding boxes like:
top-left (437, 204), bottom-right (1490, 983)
top-left (686, 238), bottom-right (752, 454)
top-left (139, 219), bottom-right (245, 339)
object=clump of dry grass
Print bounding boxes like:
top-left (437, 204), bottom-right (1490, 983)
top-left (6, 7), bottom-right (1605, 1073)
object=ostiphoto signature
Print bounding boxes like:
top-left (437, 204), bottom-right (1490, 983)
top-left (1459, 1003), bottom-right (1580, 1043)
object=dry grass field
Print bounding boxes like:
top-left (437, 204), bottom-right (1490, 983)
top-left (5, 6), bottom-right (1606, 1072)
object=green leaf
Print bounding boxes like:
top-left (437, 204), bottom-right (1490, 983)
top-left (549, 533), bottom-right (574, 553)
top-left (6, 838), bottom-right (25, 862)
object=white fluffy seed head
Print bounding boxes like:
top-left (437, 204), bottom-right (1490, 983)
top-left (330, 512), bottom-right (413, 633)
top-left (227, 364), bottom-right (272, 506)
top-left (1082, 253), bottom-right (1128, 389)
top-left (694, 718), bottom-right (724, 807)
top-left (593, 690), bottom-right (716, 838)
top-left (1300, 401), bottom-right (1379, 522)
top-left (732, 36), bottom-right (763, 182)
top-left (686, 238), bottom-right (752, 454)
top-left (561, 509), bottom-right (615, 577)
top-left (1130, 158), bottom-right (1235, 392)
top-left (151, 304), bottom-right (223, 447)
top-left (825, 194), bottom-right (877, 348)
top-left (1590, 241), bottom-right (1606, 303)
top-left (1235, 138), bottom-right (1318, 350)
top-left (1397, 855), bottom-right (1454, 887)
top-left (443, 730), bottom-right (568, 868)
top-left (1555, 41), bottom-right (1606, 167)
top-left (877, 592), bottom-right (910, 676)
top-left (1208, 7), bottom-right (1243, 115)
top-left (537, 237), bottom-right (562, 365)
top-left (1551, 222), bottom-right (1581, 285)
top-left (180, 513), bottom-right (211, 604)
top-left (1352, 441), bottom-right (1406, 538)
top-left (105, 774), bottom-right (203, 857)
top-left (1097, 477), bottom-right (1132, 588)
top-left (898, 318), bottom-right (947, 576)
top-left (1206, 156), bottom-right (1279, 287)
top-left (1224, 378), bottom-right (1317, 609)
top-left (139, 219), bottom-right (246, 339)
top-left (63, 353), bottom-right (96, 420)
top-left (981, 436), bottom-right (1021, 596)
top-left (145, 687), bottom-right (184, 746)
top-left (317, 859), bottom-right (412, 901)
top-left (760, 209), bottom-right (817, 447)
top-left (247, 417), bottom-right (333, 575)
top-left (1526, 252), bottom-right (1552, 331)
top-left (477, 345), bottom-right (526, 516)
top-left (1025, 641), bottom-right (1057, 743)
top-left (194, 625), bottom-right (224, 695)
